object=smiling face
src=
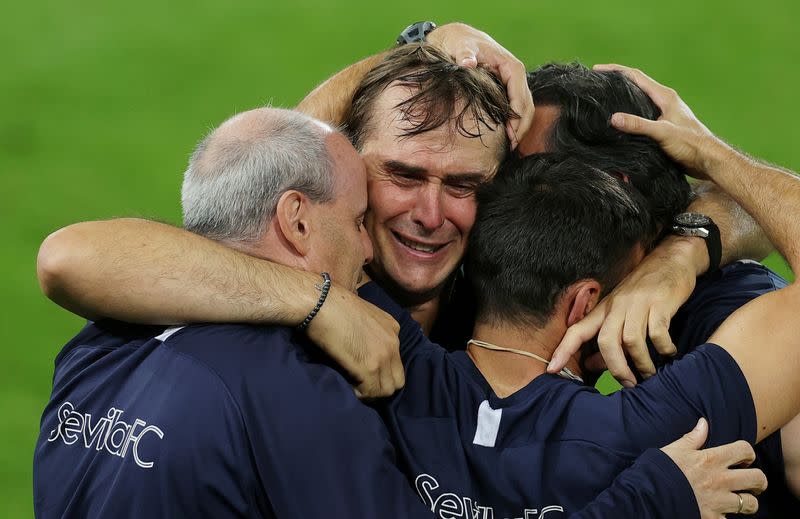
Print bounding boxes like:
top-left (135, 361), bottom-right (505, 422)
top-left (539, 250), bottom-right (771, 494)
top-left (359, 84), bottom-right (505, 305)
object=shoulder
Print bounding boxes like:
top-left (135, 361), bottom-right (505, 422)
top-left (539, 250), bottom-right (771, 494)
top-left (669, 261), bottom-right (787, 356)
top-left (685, 260), bottom-right (786, 309)
top-left (163, 323), bottom-right (340, 395)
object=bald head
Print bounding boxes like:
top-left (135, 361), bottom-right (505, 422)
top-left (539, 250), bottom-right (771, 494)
top-left (181, 107), bottom-right (335, 244)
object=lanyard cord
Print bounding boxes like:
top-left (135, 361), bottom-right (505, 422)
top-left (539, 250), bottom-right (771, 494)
top-left (467, 339), bottom-right (584, 383)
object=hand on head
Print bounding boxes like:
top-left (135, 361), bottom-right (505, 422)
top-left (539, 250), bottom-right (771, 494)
top-left (428, 23), bottom-right (534, 149)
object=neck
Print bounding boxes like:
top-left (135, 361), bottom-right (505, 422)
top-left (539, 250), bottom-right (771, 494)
top-left (408, 297), bottom-right (441, 335)
top-left (469, 319), bottom-right (582, 398)
top-left (366, 266), bottom-right (454, 335)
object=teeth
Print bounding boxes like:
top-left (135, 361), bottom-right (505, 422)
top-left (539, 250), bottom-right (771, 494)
top-left (395, 234), bottom-right (440, 253)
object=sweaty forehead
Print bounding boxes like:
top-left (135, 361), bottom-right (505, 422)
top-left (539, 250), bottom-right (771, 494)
top-left (361, 84), bottom-right (505, 172)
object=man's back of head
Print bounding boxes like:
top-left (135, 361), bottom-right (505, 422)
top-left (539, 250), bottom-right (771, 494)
top-left (468, 153), bottom-right (655, 328)
top-left (522, 63), bottom-right (691, 229)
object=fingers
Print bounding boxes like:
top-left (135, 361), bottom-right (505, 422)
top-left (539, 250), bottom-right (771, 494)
top-left (734, 492), bottom-right (760, 515)
top-left (620, 304), bottom-right (656, 379)
top-left (728, 469), bottom-right (769, 496)
top-left (647, 305), bottom-right (678, 356)
top-left (390, 347), bottom-right (406, 392)
top-left (354, 355), bottom-right (404, 401)
top-left (496, 58), bottom-right (533, 149)
top-left (716, 439), bottom-right (757, 468)
top-left (452, 45), bottom-right (479, 68)
top-left (549, 303), bottom-right (607, 373)
top-left (596, 306), bottom-right (638, 388)
top-left (593, 64), bottom-right (672, 109)
top-left (610, 112), bottom-right (667, 140)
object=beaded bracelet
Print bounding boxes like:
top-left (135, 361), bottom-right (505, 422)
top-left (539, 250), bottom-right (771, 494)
top-left (297, 272), bottom-right (331, 331)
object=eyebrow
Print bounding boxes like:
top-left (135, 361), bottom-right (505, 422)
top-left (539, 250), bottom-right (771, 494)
top-left (382, 160), bottom-right (489, 184)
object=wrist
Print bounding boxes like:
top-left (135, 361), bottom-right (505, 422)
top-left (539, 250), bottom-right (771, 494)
top-left (658, 234), bottom-right (710, 277)
top-left (698, 136), bottom-right (740, 181)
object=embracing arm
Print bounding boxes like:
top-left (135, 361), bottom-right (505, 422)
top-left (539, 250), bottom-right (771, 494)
top-left (598, 64), bottom-right (800, 441)
top-left (296, 53), bottom-right (385, 125)
top-left (573, 419), bottom-right (764, 518)
top-left (37, 218), bottom-right (404, 397)
top-left (577, 185), bottom-right (773, 385)
top-left (549, 66), bottom-right (773, 387)
top-left (38, 219), bottom-right (317, 325)
top-left (689, 180), bottom-right (772, 265)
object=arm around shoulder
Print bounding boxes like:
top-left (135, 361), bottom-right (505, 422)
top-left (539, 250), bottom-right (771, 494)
top-left (37, 218), bottom-right (318, 325)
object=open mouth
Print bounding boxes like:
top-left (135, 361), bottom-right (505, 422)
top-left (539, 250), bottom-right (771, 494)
top-left (392, 231), bottom-right (446, 254)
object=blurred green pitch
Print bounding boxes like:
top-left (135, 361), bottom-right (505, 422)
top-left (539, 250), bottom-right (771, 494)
top-left (2, 1), bottom-right (797, 516)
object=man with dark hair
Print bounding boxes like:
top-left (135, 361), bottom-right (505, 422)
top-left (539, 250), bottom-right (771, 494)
top-left (340, 44), bottom-right (513, 319)
top-left (518, 63), bottom-right (798, 515)
top-left (467, 154), bottom-right (657, 328)
top-left (523, 62), bottom-right (690, 229)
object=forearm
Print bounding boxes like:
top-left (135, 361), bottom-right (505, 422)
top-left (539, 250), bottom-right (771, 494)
top-left (37, 218), bottom-right (319, 325)
top-left (296, 52), bottom-right (386, 125)
top-left (704, 145), bottom-right (800, 439)
top-left (688, 180), bottom-right (772, 264)
top-left (782, 413), bottom-right (800, 499)
top-left (702, 143), bottom-right (800, 271)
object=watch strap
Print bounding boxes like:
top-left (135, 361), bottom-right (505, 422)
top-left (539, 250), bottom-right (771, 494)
top-left (396, 21), bottom-right (437, 45)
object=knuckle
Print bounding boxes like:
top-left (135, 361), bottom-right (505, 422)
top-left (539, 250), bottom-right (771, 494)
top-left (597, 327), bottom-right (618, 347)
top-left (745, 494), bottom-right (759, 514)
top-left (737, 441), bottom-right (756, 463)
top-left (621, 330), bottom-right (642, 348)
top-left (665, 87), bottom-right (679, 99)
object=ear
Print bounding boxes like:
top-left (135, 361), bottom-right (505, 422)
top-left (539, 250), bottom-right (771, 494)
top-left (566, 280), bottom-right (602, 327)
top-left (274, 190), bottom-right (314, 256)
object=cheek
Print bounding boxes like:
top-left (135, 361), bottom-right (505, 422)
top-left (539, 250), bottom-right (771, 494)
top-left (368, 181), bottom-right (414, 223)
top-left (444, 197), bottom-right (478, 235)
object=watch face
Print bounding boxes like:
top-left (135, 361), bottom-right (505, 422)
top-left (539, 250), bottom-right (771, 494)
top-left (674, 212), bottom-right (711, 228)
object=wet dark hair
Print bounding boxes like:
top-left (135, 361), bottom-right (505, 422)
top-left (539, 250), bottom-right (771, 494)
top-left (527, 62), bottom-right (691, 229)
top-left (345, 44), bottom-right (517, 161)
top-left (468, 153), bottom-right (655, 327)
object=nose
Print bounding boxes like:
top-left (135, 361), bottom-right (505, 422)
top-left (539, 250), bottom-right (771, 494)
top-left (361, 226), bottom-right (374, 265)
top-left (410, 182), bottom-right (445, 230)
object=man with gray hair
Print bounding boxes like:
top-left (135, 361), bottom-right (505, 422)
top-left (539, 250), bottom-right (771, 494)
top-left (32, 107), bottom-right (433, 517)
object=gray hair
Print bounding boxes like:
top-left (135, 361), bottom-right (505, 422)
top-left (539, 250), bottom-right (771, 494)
top-left (181, 108), bottom-right (335, 243)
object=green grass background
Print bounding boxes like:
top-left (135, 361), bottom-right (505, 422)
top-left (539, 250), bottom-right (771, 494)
top-left (3, 1), bottom-right (797, 516)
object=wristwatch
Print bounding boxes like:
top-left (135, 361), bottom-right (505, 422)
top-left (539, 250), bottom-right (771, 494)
top-left (671, 212), bottom-right (722, 272)
top-left (396, 21), bottom-right (437, 45)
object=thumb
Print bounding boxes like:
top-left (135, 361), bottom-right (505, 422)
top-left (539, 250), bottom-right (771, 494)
top-left (678, 417), bottom-right (709, 450)
top-left (452, 46), bottom-right (479, 68)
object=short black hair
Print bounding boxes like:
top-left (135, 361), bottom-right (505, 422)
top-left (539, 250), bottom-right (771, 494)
top-left (527, 62), bottom-right (691, 229)
top-left (467, 153), bottom-right (654, 327)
